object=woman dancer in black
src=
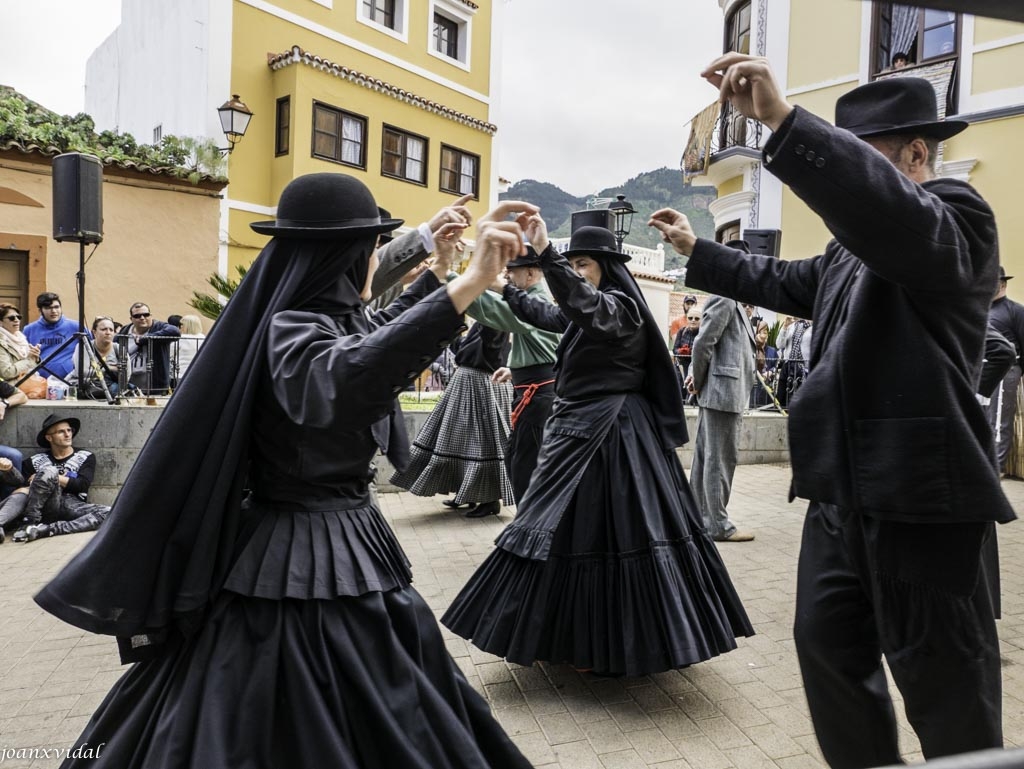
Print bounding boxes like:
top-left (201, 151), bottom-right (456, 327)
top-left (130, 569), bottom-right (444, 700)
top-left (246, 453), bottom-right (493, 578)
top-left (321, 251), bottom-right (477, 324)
top-left (34, 173), bottom-right (534, 769)
top-left (391, 320), bottom-right (515, 518)
top-left (443, 219), bottom-right (753, 677)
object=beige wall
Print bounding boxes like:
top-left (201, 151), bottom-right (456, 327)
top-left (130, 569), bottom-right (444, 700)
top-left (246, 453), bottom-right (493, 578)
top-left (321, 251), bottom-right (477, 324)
top-left (0, 154), bottom-right (224, 330)
top-left (971, 42), bottom-right (1024, 95)
top-left (945, 116), bottom-right (1024, 301)
top-left (973, 17), bottom-right (1024, 46)
top-left (787, 0), bottom-right (862, 89)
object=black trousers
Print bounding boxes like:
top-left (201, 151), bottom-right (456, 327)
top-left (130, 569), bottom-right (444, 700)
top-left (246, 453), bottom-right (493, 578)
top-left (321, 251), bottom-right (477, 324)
top-left (794, 502), bottom-right (1002, 769)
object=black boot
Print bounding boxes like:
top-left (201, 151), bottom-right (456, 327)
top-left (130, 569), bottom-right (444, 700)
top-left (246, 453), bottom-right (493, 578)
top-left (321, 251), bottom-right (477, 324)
top-left (464, 500), bottom-right (501, 518)
top-left (442, 499), bottom-right (471, 509)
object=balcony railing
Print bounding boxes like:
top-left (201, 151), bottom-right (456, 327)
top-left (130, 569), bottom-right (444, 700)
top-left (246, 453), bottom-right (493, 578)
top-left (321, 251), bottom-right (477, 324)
top-left (682, 100), bottom-right (764, 179)
top-left (551, 238), bottom-right (666, 274)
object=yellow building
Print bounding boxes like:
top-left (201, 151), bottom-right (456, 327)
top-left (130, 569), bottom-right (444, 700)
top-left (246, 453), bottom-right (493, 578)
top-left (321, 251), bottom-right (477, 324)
top-left (87, 0), bottom-right (500, 273)
top-left (684, 0), bottom-right (1024, 295)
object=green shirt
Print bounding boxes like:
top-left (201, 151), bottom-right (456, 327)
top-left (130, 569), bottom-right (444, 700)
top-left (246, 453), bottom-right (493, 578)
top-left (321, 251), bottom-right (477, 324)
top-left (467, 284), bottom-right (560, 370)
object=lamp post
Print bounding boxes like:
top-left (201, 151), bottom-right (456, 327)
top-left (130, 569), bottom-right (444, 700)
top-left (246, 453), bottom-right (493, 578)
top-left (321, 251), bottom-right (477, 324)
top-left (607, 194), bottom-right (636, 252)
top-left (216, 94), bottom-right (253, 154)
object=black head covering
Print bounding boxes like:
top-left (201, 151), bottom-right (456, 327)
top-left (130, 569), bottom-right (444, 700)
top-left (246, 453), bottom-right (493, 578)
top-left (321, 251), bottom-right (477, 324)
top-left (591, 254), bottom-right (688, 449)
top-left (35, 174), bottom-right (385, 646)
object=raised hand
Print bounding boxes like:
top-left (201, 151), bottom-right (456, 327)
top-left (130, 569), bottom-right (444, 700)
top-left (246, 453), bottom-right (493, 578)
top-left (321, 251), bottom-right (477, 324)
top-left (701, 53), bottom-right (793, 131)
top-left (428, 194), bottom-right (475, 233)
top-left (476, 200), bottom-right (540, 228)
top-left (648, 208), bottom-right (698, 256)
top-left (447, 221), bottom-right (526, 314)
top-left (519, 213), bottom-right (549, 254)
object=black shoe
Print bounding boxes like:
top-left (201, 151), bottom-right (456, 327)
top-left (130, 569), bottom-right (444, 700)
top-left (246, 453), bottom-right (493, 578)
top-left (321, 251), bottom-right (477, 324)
top-left (14, 524), bottom-right (50, 543)
top-left (442, 499), bottom-right (471, 509)
top-left (0, 525), bottom-right (4, 544)
top-left (464, 501), bottom-right (501, 518)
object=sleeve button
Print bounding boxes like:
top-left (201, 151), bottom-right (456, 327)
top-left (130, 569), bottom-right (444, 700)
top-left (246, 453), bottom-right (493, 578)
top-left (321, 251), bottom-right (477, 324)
top-left (794, 144), bottom-right (806, 156)
top-left (815, 157), bottom-right (826, 168)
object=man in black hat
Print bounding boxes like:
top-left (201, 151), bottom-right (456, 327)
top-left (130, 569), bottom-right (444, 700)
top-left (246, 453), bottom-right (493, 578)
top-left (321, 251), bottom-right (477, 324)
top-left (987, 265), bottom-right (1024, 471)
top-left (651, 56), bottom-right (1010, 767)
top-left (0, 414), bottom-right (110, 543)
top-left (466, 245), bottom-right (561, 501)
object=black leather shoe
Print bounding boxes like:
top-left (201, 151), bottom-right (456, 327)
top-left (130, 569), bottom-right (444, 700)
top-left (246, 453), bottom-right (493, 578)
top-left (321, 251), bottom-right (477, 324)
top-left (464, 501), bottom-right (501, 518)
top-left (442, 499), bottom-right (471, 509)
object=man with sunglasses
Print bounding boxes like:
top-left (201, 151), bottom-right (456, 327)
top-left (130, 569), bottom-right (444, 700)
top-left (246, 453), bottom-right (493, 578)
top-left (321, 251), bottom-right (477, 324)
top-left (116, 302), bottom-right (181, 395)
top-left (23, 292), bottom-right (81, 379)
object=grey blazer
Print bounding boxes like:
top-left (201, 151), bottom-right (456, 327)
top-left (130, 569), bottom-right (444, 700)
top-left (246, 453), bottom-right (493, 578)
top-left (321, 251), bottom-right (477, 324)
top-left (370, 228), bottom-right (429, 303)
top-left (690, 295), bottom-right (755, 414)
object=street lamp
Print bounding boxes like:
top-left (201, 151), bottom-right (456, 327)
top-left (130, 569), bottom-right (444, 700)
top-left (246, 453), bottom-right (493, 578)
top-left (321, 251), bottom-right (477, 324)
top-left (217, 94), bottom-right (253, 154)
top-left (607, 194), bottom-right (636, 252)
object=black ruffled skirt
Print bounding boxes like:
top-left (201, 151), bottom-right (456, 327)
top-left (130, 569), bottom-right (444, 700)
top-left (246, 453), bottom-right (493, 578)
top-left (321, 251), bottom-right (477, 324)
top-left (442, 395), bottom-right (754, 677)
top-left (58, 503), bottom-right (531, 769)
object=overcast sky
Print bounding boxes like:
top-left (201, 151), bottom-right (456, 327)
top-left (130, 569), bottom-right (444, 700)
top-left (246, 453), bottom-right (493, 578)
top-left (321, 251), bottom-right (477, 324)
top-left (0, 0), bottom-right (725, 197)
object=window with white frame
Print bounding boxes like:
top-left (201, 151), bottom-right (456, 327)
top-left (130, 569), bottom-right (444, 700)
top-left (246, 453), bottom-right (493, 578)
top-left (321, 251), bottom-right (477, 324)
top-left (153, 124), bottom-right (163, 144)
top-left (382, 126), bottom-right (427, 185)
top-left (312, 102), bottom-right (367, 169)
top-left (358, 0), bottom-right (407, 38)
top-left (429, 0), bottom-right (473, 67)
top-left (440, 145), bottom-right (479, 198)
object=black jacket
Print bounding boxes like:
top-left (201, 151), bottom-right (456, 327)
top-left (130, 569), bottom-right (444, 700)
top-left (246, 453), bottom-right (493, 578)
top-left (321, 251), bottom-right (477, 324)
top-left (685, 106), bottom-right (1014, 525)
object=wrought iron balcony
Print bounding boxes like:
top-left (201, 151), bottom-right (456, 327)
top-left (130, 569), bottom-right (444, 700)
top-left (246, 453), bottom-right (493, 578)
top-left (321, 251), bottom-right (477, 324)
top-left (682, 100), bottom-right (764, 180)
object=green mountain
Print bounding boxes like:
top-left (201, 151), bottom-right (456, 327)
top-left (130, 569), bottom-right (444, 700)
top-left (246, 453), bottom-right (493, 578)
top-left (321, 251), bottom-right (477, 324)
top-left (500, 167), bottom-right (716, 276)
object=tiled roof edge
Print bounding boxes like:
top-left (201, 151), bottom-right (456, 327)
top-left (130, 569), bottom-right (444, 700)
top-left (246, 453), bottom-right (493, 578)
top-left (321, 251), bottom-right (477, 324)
top-left (0, 140), bottom-right (227, 186)
top-left (267, 45), bottom-right (497, 136)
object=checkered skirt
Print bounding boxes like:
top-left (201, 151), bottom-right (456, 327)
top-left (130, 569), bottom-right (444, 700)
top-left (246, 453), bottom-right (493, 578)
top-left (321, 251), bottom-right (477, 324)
top-left (390, 366), bottom-right (515, 505)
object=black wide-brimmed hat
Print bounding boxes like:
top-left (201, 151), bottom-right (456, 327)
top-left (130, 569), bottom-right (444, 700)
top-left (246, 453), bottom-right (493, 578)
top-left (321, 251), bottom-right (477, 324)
top-left (1001, 266), bottom-right (1014, 281)
top-left (506, 245), bottom-right (541, 269)
top-left (562, 226), bottom-right (630, 263)
top-left (251, 173), bottom-right (404, 239)
top-left (37, 414), bottom-right (81, 448)
top-left (835, 77), bottom-right (967, 140)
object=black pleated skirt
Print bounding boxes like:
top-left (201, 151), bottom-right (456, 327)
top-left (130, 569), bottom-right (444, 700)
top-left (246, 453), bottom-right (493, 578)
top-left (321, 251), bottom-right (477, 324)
top-left (443, 395), bottom-right (754, 677)
top-left (58, 501), bottom-right (531, 769)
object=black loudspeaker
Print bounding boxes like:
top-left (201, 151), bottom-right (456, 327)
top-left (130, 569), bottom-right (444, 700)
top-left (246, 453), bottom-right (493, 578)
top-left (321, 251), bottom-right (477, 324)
top-left (52, 153), bottom-right (104, 244)
top-left (743, 228), bottom-right (781, 257)
top-left (570, 208), bottom-right (613, 234)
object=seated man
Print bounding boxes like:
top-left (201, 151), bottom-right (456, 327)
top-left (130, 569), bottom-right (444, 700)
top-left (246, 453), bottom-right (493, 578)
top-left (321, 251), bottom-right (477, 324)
top-left (117, 302), bottom-right (181, 394)
top-left (0, 413), bottom-right (110, 543)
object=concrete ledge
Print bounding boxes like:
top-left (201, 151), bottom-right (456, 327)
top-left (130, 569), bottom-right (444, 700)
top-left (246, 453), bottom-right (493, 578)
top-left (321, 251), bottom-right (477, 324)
top-left (0, 402), bottom-right (791, 502)
top-left (0, 401), bottom-right (165, 506)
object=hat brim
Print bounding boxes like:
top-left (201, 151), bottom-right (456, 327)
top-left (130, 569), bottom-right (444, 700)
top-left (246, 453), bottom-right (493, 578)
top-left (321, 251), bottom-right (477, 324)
top-left (562, 247), bottom-right (631, 263)
top-left (37, 417), bottom-right (80, 448)
top-left (250, 218), bottom-right (404, 239)
top-left (506, 257), bottom-right (541, 269)
top-left (852, 119), bottom-right (968, 141)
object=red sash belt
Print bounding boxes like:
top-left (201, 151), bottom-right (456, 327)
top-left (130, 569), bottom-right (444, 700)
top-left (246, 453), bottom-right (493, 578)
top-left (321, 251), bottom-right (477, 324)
top-left (510, 379), bottom-right (555, 428)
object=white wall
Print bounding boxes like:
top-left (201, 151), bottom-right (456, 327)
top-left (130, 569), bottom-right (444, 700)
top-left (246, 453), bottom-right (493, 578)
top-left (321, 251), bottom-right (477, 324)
top-left (85, 0), bottom-right (230, 145)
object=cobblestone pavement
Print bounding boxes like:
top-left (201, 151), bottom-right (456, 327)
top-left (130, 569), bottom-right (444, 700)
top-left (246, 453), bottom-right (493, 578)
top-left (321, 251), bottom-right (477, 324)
top-left (1, 464), bottom-right (1022, 768)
